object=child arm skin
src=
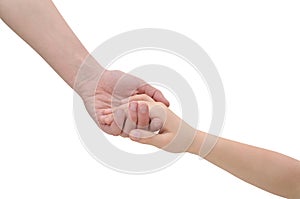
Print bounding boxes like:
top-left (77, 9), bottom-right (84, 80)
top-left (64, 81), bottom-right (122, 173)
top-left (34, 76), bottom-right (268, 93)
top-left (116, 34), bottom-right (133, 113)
top-left (102, 95), bottom-right (300, 198)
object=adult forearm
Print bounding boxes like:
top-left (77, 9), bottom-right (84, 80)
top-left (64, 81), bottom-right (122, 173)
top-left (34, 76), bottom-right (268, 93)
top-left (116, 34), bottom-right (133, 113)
top-left (0, 0), bottom-right (102, 87)
top-left (189, 131), bottom-right (300, 198)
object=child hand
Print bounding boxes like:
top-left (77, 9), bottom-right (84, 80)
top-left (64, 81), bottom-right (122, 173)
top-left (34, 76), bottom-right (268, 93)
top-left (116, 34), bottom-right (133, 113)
top-left (100, 94), bottom-right (198, 153)
top-left (98, 94), bottom-right (165, 137)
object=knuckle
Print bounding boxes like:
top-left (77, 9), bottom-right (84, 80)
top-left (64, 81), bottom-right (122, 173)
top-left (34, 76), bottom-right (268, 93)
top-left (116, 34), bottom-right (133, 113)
top-left (139, 94), bottom-right (149, 100)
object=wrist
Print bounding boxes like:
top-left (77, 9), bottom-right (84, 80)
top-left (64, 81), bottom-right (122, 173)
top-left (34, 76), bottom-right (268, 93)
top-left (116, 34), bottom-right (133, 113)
top-left (187, 130), bottom-right (206, 155)
top-left (73, 56), bottom-right (106, 98)
top-left (162, 110), bottom-right (201, 154)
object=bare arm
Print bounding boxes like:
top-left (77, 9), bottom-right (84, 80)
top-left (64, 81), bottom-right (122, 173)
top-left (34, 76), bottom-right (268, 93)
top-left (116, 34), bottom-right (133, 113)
top-left (189, 132), bottom-right (300, 198)
top-left (0, 0), bottom-right (97, 87)
top-left (115, 97), bottom-right (300, 198)
top-left (0, 0), bottom-right (169, 135)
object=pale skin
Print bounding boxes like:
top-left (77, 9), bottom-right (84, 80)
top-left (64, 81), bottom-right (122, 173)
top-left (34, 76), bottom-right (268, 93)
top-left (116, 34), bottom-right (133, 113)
top-left (0, 0), bottom-right (169, 135)
top-left (101, 95), bottom-right (300, 199)
top-left (2, 1), bottom-right (299, 197)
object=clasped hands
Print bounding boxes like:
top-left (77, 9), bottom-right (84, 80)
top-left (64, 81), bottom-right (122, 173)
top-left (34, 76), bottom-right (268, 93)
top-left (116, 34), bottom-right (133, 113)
top-left (78, 69), bottom-right (198, 154)
top-left (100, 94), bottom-right (198, 154)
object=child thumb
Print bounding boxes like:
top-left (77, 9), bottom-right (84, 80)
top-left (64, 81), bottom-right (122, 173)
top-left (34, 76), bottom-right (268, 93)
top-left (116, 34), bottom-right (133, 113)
top-left (129, 129), bottom-right (158, 145)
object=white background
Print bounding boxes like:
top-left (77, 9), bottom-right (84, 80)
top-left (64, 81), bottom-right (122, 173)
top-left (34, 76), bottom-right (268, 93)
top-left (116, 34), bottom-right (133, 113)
top-left (0, 0), bottom-right (299, 198)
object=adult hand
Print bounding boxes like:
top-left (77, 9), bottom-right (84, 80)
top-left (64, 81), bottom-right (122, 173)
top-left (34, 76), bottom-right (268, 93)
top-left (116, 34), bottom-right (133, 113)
top-left (76, 69), bottom-right (169, 137)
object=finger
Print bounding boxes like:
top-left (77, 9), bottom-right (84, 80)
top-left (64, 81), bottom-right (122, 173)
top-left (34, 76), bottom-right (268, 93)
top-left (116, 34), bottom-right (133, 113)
top-left (98, 114), bottom-right (114, 125)
top-left (153, 89), bottom-right (170, 107)
top-left (97, 109), bottom-right (113, 125)
top-left (121, 102), bottom-right (138, 136)
top-left (137, 102), bottom-right (149, 130)
top-left (121, 117), bottom-right (136, 137)
top-left (149, 117), bottom-right (163, 132)
top-left (129, 129), bottom-right (163, 146)
top-left (121, 94), bottom-right (154, 104)
top-left (149, 103), bottom-right (167, 124)
top-left (102, 109), bottom-right (126, 136)
top-left (137, 84), bottom-right (170, 107)
top-left (101, 109), bottom-right (113, 115)
top-left (129, 101), bottom-right (138, 123)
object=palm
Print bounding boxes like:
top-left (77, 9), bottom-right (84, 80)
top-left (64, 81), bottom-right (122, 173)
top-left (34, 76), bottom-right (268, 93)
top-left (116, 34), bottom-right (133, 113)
top-left (82, 70), bottom-right (169, 136)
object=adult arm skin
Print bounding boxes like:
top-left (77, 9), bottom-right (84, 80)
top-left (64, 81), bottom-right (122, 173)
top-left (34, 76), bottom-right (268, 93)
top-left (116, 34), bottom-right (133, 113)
top-left (102, 95), bottom-right (300, 198)
top-left (0, 0), bottom-right (169, 135)
top-left (0, 0), bottom-right (87, 87)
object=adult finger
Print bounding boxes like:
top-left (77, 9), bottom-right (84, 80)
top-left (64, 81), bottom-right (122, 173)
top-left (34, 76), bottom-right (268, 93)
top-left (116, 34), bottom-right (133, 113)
top-left (137, 84), bottom-right (170, 107)
top-left (121, 94), bottom-right (154, 104)
top-left (100, 109), bottom-right (126, 136)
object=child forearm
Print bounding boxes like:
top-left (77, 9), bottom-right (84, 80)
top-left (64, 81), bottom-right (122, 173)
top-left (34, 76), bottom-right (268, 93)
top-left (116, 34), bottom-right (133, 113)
top-left (101, 81), bottom-right (300, 198)
top-left (189, 131), bottom-right (300, 198)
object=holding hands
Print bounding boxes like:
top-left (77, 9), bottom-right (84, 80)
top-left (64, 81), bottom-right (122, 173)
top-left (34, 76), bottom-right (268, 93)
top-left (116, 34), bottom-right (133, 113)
top-left (76, 69), bottom-right (170, 137)
top-left (99, 94), bottom-right (198, 153)
top-left (2, 0), bottom-right (298, 197)
top-left (99, 94), bottom-right (300, 199)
